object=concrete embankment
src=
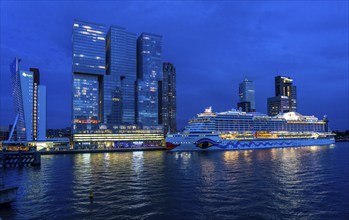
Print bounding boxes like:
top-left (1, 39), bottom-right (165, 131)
top-left (0, 151), bottom-right (41, 167)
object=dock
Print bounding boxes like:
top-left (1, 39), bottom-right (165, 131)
top-left (0, 151), bottom-right (41, 167)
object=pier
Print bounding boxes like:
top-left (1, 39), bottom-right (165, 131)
top-left (0, 151), bottom-right (41, 167)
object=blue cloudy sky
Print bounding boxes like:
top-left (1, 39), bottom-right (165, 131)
top-left (0, 1), bottom-right (348, 130)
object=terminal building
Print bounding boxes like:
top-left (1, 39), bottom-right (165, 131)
top-left (73, 125), bottom-right (164, 149)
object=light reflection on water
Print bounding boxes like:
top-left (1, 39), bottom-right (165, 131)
top-left (0, 143), bottom-right (348, 219)
top-left (132, 151), bottom-right (144, 175)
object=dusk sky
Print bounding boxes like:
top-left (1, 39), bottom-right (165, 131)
top-left (0, 1), bottom-right (348, 131)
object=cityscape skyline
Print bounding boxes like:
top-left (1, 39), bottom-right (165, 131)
top-left (70, 20), bottom-right (167, 149)
top-left (0, 1), bottom-right (348, 131)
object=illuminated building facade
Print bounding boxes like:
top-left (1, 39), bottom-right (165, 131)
top-left (9, 58), bottom-right (46, 141)
top-left (71, 21), bottom-right (166, 148)
top-left (136, 33), bottom-right (163, 127)
top-left (105, 26), bottom-right (137, 125)
top-left (267, 96), bottom-right (290, 116)
top-left (268, 76), bottom-right (297, 116)
top-left (72, 20), bottom-right (106, 132)
top-left (47, 127), bottom-right (71, 139)
top-left (160, 62), bottom-right (177, 133)
top-left (73, 126), bottom-right (164, 149)
top-left (237, 78), bottom-right (256, 112)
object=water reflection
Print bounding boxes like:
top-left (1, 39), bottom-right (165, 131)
top-left (174, 152), bottom-right (192, 160)
top-left (268, 146), bottom-right (331, 214)
top-left (132, 151), bottom-right (144, 175)
top-left (0, 144), bottom-right (348, 219)
top-left (308, 145), bottom-right (321, 152)
top-left (243, 150), bottom-right (253, 164)
top-left (200, 155), bottom-right (216, 186)
top-left (103, 153), bottom-right (110, 168)
top-left (174, 152), bottom-right (193, 172)
top-left (75, 154), bottom-right (91, 166)
top-left (223, 150), bottom-right (239, 163)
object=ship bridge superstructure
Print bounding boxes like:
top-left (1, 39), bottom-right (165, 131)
top-left (185, 107), bottom-right (216, 133)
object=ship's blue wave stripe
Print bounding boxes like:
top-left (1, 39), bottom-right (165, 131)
top-left (214, 140), bottom-right (294, 149)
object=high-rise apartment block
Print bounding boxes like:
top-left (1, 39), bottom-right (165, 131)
top-left (237, 78), bottom-right (256, 112)
top-left (9, 58), bottom-right (46, 141)
top-left (160, 62), bottom-right (177, 133)
top-left (267, 76), bottom-right (297, 116)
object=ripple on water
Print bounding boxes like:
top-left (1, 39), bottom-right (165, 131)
top-left (0, 144), bottom-right (348, 219)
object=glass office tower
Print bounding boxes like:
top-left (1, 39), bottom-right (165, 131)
top-left (70, 20), bottom-right (167, 148)
top-left (161, 62), bottom-right (177, 133)
top-left (237, 78), bottom-right (256, 112)
top-left (9, 58), bottom-right (46, 141)
top-left (72, 20), bottom-right (106, 132)
top-left (105, 26), bottom-right (137, 125)
top-left (136, 33), bottom-right (163, 127)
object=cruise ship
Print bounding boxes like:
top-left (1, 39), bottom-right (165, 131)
top-left (166, 107), bottom-right (335, 151)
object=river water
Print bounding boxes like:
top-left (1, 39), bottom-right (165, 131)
top-left (1, 143), bottom-right (348, 219)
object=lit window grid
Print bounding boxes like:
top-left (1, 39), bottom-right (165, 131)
top-left (72, 20), bottom-right (106, 75)
top-left (72, 74), bottom-right (99, 120)
top-left (136, 33), bottom-right (162, 127)
top-left (73, 133), bottom-right (164, 142)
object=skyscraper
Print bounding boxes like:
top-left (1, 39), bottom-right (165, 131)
top-left (160, 62), bottom-right (177, 133)
top-left (267, 76), bottom-right (297, 116)
top-left (9, 58), bottom-right (46, 141)
top-left (237, 78), bottom-right (256, 112)
top-left (72, 20), bottom-right (106, 132)
top-left (70, 20), bottom-right (169, 148)
top-left (136, 33), bottom-right (163, 127)
top-left (105, 26), bottom-right (137, 126)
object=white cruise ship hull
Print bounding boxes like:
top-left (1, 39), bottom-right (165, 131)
top-left (166, 134), bottom-right (335, 151)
